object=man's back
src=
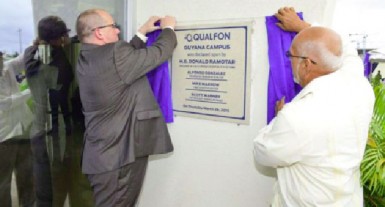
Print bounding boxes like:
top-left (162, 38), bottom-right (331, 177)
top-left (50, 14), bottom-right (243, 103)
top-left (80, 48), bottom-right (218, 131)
top-left (77, 30), bottom-right (176, 174)
top-left (254, 8), bottom-right (375, 207)
top-left (271, 67), bottom-right (374, 206)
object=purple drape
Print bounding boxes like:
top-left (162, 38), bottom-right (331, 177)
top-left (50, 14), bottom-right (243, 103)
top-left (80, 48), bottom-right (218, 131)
top-left (146, 28), bottom-right (174, 123)
top-left (266, 13), bottom-right (303, 124)
top-left (363, 52), bottom-right (371, 78)
top-left (363, 52), bottom-right (378, 78)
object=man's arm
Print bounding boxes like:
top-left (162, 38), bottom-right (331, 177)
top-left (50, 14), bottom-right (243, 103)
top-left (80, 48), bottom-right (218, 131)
top-left (253, 111), bottom-right (306, 168)
top-left (275, 7), bottom-right (363, 75)
top-left (6, 54), bottom-right (25, 75)
top-left (114, 16), bottom-right (177, 85)
top-left (0, 60), bottom-right (31, 111)
top-left (129, 16), bottom-right (162, 49)
top-left (129, 16), bottom-right (176, 50)
top-left (0, 90), bottom-right (30, 111)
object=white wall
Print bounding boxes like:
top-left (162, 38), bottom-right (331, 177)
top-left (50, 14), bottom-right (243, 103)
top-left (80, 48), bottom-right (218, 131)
top-left (134, 1), bottom-right (336, 206)
top-left (332, 0), bottom-right (385, 49)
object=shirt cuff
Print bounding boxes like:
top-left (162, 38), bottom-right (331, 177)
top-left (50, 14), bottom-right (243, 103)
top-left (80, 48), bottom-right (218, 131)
top-left (136, 32), bottom-right (148, 43)
top-left (163, 26), bottom-right (175, 31)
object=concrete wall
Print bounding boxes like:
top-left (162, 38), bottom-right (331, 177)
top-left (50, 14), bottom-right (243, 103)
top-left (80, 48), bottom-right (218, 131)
top-left (134, 1), bottom-right (336, 206)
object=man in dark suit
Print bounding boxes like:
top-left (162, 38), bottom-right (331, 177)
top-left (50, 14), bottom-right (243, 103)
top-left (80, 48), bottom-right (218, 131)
top-left (75, 9), bottom-right (177, 207)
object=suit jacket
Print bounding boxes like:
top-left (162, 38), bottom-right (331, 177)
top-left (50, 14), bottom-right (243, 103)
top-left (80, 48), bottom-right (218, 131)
top-left (77, 28), bottom-right (177, 174)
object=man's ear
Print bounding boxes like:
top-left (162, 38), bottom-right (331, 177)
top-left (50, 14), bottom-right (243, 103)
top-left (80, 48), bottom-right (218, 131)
top-left (303, 58), bottom-right (312, 72)
top-left (94, 30), bottom-right (103, 40)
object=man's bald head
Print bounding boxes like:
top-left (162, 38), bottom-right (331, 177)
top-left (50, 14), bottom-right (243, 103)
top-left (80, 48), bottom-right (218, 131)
top-left (76, 9), bottom-right (109, 43)
top-left (288, 27), bottom-right (344, 87)
top-left (292, 26), bottom-right (343, 71)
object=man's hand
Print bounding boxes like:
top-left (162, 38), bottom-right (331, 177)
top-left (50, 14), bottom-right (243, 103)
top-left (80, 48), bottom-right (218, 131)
top-left (138, 16), bottom-right (162, 35)
top-left (274, 7), bottom-right (310, 33)
top-left (275, 96), bottom-right (285, 115)
top-left (160, 16), bottom-right (176, 30)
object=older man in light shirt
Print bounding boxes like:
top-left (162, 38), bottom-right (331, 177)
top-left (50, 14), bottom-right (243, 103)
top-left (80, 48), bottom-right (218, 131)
top-left (254, 8), bottom-right (374, 207)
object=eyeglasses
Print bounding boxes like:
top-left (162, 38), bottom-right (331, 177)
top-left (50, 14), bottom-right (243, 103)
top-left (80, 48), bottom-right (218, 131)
top-left (286, 51), bottom-right (317, 65)
top-left (91, 23), bottom-right (119, 31)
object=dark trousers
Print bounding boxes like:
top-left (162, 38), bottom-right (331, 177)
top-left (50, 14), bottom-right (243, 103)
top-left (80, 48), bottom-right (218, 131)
top-left (87, 157), bottom-right (149, 207)
top-left (0, 139), bottom-right (35, 207)
top-left (49, 87), bottom-right (71, 135)
top-left (31, 134), bottom-right (53, 207)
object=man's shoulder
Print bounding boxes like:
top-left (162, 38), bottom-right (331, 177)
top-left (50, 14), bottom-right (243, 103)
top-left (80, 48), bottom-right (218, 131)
top-left (24, 45), bottom-right (38, 60)
top-left (112, 40), bottom-right (138, 56)
top-left (81, 42), bottom-right (116, 51)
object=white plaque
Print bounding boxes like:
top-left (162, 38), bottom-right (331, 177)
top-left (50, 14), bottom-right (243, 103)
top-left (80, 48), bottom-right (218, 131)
top-left (171, 22), bottom-right (251, 124)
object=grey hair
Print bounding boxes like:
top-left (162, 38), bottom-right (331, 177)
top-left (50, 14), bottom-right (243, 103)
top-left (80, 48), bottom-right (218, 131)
top-left (298, 40), bottom-right (343, 71)
top-left (76, 9), bottom-right (106, 42)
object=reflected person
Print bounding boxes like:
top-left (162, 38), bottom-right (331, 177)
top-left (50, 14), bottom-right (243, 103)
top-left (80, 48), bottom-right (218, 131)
top-left (24, 15), bottom-right (72, 207)
top-left (0, 53), bottom-right (35, 207)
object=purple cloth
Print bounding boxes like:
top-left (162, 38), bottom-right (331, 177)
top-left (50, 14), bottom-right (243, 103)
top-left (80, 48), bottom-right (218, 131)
top-left (146, 28), bottom-right (174, 123)
top-left (363, 52), bottom-right (378, 78)
top-left (265, 13), bottom-right (303, 124)
top-left (363, 52), bottom-right (371, 78)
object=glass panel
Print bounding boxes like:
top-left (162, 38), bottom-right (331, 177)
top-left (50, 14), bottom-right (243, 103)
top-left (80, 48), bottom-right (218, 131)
top-left (31, 0), bottom-right (127, 40)
top-left (1, 1), bottom-right (128, 206)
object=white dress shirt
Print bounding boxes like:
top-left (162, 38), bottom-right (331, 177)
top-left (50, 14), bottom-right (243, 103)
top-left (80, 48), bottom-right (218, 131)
top-left (0, 54), bottom-right (33, 141)
top-left (254, 43), bottom-right (375, 206)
